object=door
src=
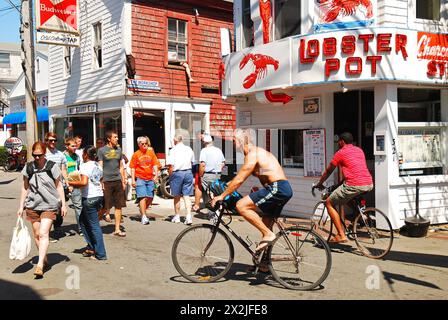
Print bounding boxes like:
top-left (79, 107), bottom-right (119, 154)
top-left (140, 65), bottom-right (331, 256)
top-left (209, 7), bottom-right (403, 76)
top-left (334, 90), bottom-right (375, 206)
top-left (72, 116), bottom-right (94, 146)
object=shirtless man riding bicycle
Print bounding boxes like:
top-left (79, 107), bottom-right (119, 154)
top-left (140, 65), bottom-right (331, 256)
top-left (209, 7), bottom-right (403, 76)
top-left (210, 128), bottom-right (293, 252)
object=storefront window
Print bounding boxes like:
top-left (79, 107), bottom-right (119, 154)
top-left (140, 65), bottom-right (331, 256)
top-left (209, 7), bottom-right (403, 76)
top-left (280, 129), bottom-right (304, 168)
top-left (398, 89), bottom-right (441, 122)
top-left (96, 111), bottom-right (122, 144)
top-left (274, 0), bottom-right (301, 40)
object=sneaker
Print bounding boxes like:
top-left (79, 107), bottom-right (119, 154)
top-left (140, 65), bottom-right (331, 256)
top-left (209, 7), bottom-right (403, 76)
top-left (208, 211), bottom-right (218, 225)
top-left (184, 215), bottom-right (192, 225)
top-left (171, 215), bottom-right (181, 223)
top-left (141, 215), bottom-right (150, 225)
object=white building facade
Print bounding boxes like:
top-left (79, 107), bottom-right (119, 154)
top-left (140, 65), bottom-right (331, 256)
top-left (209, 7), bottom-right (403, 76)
top-left (222, 0), bottom-right (448, 228)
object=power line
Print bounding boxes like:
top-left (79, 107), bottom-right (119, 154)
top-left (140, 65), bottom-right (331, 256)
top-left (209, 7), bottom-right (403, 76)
top-left (3, 0), bottom-right (20, 14)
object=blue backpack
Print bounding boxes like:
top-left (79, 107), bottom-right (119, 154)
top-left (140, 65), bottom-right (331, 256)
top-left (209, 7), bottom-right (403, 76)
top-left (209, 179), bottom-right (243, 213)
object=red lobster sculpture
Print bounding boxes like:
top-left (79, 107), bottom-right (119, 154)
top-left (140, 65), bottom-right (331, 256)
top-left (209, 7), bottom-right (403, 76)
top-left (317, 0), bottom-right (373, 23)
top-left (259, 0), bottom-right (272, 44)
top-left (239, 53), bottom-right (279, 89)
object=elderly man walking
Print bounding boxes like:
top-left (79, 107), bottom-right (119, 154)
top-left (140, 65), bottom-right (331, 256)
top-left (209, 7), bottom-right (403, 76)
top-left (167, 131), bottom-right (195, 225)
top-left (199, 134), bottom-right (225, 222)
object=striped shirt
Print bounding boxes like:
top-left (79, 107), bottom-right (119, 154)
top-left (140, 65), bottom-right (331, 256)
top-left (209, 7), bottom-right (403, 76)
top-left (46, 149), bottom-right (67, 169)
top-left (330, 144), bottom-right (373, 186)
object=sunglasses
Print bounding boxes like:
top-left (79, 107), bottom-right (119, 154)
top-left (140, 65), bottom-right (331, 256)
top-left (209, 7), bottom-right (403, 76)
top-left (47, 139), bottom-right (57, 142)
top-left (140, 143), bottom-right (148, 146)
top-left (32, 153), bottom-right (44, 158)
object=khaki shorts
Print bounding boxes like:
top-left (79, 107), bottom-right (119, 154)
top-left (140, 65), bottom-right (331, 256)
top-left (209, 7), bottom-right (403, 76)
top-left (328, 184), bottom-right (373, 205)
top-left (26, 209), bottom-right (57, 223)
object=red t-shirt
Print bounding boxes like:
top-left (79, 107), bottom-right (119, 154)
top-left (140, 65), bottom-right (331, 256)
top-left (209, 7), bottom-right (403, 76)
top-left (129, 148), bottom-right (160, 180)
top-left (330, 144), bottom-right (373, 186)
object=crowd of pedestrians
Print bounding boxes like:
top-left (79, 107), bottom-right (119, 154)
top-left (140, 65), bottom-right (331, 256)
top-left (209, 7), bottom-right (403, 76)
top-left (16, 128), bottom-right (228, 278)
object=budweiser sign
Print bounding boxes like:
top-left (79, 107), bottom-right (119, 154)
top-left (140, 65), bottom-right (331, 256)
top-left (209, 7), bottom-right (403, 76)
top-left (36, 0), bottom-right (79, 34)
top-left (417, 32), bottom-right (448, 61)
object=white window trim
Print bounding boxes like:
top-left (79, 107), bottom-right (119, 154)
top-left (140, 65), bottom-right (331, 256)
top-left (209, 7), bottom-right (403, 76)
top-left (167, 18), bottom-right (188, 64)
top-left (92, 22), bottom-right (103, 70)
top-left (63, 46), bottom-right (72, 79)
top-left (408, 0), bottom-right (446, 30)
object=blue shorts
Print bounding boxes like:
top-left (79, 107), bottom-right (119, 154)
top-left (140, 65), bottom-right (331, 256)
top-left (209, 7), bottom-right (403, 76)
top-left (170, 170), bottom-right (194, 196)
top-left (249, 180), bottom-right (293, 217)
top-left (136, 178), bottom-right (155, 199)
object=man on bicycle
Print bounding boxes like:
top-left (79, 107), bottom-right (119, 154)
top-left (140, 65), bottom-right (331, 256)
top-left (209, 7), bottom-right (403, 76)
top-left (210, 128), bottom-right (293, 252)
top-left (314, 132), bottom-right (373, 243)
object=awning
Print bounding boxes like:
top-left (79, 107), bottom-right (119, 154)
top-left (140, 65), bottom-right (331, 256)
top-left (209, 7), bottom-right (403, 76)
top-left (3, 107), bottom-right (49, 125)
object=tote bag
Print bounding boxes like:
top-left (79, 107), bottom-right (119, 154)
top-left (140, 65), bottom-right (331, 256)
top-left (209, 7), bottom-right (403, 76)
top-left (9, 216), bottom-right (32, 260)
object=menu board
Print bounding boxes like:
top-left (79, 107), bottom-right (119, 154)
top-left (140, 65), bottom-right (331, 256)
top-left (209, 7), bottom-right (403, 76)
top-left (398, 128), bottom-right (443, 169)
top-left (303, 129), bottom-right (326, 177)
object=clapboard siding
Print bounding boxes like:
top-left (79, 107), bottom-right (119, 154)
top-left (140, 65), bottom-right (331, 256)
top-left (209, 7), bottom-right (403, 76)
top-left (49, 0), bottom-right (126, 108)
top-left (377, 0), bottom-right (408, 26)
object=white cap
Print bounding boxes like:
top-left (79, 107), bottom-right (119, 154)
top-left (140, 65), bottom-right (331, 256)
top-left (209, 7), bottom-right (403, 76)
top-left (203, 134), bottom-right (213, 143)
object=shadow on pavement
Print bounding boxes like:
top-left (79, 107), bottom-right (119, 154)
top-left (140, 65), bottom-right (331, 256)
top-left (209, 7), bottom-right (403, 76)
top-left (383, 271), bottom-right (442, 290)
top-left (383, 250), bottom-right (448, 269)
top-left (101, 224), bottom-right (116, 235)
top-left (0, 177), bottom-right (18, 185)
top-left (11, 253), bottom-right (70, 274)
top-left (0, 279), bottom-right (42, 300)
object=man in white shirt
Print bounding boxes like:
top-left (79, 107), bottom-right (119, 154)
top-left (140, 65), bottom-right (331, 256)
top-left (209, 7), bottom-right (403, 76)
top-left (199, 134), bottom-right (225, 222)
top-left (166, 131), bottom-right (195, 225)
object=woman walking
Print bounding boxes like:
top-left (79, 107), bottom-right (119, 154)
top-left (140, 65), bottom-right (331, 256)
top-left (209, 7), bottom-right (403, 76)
top-left (17, 142), bottom-right (67, 278)
top-left (69, 146), bottom-right (107, 260)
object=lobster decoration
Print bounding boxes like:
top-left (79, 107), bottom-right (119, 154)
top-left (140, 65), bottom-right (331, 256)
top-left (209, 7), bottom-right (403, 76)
top-left (259, 0), bottom-right (272, 44)
top-left (239, 53), bottom-right (279, 89)
top-left (317, 0), bottom-right (373, 23)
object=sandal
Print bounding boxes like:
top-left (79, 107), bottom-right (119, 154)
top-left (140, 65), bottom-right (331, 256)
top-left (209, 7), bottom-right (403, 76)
top-left (103, 214), bottom-right (112, 223)
top-left (328, 237), bottom-right (348, 244)
top-left (82, 249), bottom-right (95, 257)
top-left (113, 231), bottom-right (126, 237)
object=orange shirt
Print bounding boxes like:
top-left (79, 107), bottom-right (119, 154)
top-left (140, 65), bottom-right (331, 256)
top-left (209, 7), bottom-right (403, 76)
top-left (129, 148), bottom-right (160, 180)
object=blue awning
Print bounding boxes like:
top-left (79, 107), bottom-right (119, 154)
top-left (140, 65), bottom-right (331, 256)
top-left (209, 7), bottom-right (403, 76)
top-left (3, 107), bottom-right (49, 125)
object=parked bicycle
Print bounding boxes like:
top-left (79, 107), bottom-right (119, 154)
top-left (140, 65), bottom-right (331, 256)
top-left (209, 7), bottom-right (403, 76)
top-left (172, 182), bottom-right (332, 290)
top-left (3, 148), bottom-right (27, 172)
top-left (311, 183), bottom-right (394, 259)
top-left (156, 166), bottom-right (173, 199)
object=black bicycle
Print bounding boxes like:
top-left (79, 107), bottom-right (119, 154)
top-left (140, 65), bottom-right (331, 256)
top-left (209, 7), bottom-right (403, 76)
top-left (171, 197), bottom-right (332, 291)
top-left (311, 183), bottom-right (394, 259)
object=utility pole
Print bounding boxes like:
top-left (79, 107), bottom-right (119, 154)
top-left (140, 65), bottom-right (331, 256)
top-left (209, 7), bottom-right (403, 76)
top-left (20, 0), bottom-right (38, 160)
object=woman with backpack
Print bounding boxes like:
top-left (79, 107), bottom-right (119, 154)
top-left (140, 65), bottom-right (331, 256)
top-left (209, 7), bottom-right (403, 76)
top-left (68, 146), bottom-right (107, 260)
top-left (17, 142), bottom-right (67, 278)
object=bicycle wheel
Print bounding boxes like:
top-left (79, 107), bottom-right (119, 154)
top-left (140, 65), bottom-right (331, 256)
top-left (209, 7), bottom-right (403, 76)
top-left (312, 201), bottom-right (333, 242)
top-left (3, 156), bottom-right (18, 172)
top-left (172, 224), bottom-right (234, 283)
top-left (353, 208), bottom-right (394, 259)
top-left (268, 226), bottom-right (332, 290)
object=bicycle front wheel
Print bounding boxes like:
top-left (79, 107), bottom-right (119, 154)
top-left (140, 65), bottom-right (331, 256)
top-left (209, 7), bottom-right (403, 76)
top-left (312, 201), bottom-right (333, 242)
top-left (353, 208), bottom-right (394, 259)
top-left (268, 227), bottom-right (332, 290)
top-left (171, 224), bottom-right (234, 283)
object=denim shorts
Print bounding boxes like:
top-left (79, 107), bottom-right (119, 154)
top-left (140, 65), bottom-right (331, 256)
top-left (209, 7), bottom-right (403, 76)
top-left (170, 170), bottom-right (194, 196)
top-left (136, 178), bottom-right (155, 199)
top-left (249, 180), bottom-right (293, 217)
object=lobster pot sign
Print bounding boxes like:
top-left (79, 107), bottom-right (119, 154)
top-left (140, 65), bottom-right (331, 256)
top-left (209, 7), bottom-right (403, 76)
top-left (227, 38), bottom-right (291, 96)
top-left (314, 0), bottom-right (377, 32)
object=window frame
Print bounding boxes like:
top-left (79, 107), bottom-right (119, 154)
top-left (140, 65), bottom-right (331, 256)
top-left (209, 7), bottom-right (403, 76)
top-left (165, 12), bottom-right (192, 69)
top-left (409, 0), bottom-right (444, 28)
top-left (273, 0), bottom-right (301, 41)
top-left (241, 0), bottom-right (254, 49)
top-left (92, 22), bottom-right (103, 70)
top-left (63, 46), bottom-right (72, 78)
top-left (415, 0), bottom-right (441, 21)
top-left (0, 52), bottom-right (10, 68)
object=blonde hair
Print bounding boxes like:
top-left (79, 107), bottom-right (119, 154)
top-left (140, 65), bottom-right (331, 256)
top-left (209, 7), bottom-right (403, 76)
top-left (137, 136), bottom-right (151, 146)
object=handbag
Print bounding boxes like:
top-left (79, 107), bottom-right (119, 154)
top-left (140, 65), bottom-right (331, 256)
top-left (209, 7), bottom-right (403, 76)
top-left (9, 216), bottom-right (32, 260)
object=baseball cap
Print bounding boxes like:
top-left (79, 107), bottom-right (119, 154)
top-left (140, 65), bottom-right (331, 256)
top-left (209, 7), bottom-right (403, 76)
top-left (203, 134), bottom-right (213, 143)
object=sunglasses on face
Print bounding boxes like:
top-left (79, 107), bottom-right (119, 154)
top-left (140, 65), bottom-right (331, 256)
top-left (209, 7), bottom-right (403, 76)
top-left (32, 153), bottom-right (44, 158)
top-left (140, 143), bottom-right (148, 146)
top-left (47, 139), bottom-right (57, 142)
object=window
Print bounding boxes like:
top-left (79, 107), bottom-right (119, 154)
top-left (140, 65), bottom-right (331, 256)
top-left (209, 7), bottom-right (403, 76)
top-left (242, 0), bottom-right (254, 48)
top-left (274, 0), bottom-right (301, 40)
top-left (93, 22), bottom-right (102, 69)
top-left (398, 89), bottom-right (441, 122)
top-left (174, 111), bottom-right (205, 153)
top-left (0, 52), bottom-right (10, 68)
top-left (416, 0), bottom-right (440, 20)
top-left (280, 129), bottom-right (304, 168)
top-left (167, 18), bottom-right (188, 64)
top-left (63, 46), bottom-right (72, 77)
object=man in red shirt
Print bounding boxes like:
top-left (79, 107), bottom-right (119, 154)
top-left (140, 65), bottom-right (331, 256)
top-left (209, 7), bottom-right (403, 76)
top-left (130, 136), bottom-right (160, 225)
top-left (315, 132), bottom-right (373, 243)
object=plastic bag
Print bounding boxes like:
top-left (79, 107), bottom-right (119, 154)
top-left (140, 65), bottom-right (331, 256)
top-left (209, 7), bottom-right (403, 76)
top-left (9, 216), bottom-right (32, 260)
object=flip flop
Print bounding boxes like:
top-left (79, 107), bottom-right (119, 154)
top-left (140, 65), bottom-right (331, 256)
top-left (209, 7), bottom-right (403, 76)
top-left (255, 240), bottom-right (274, 252)
top-left (328, 237), bottom-right (348, 244)
top-left (113, 231), bottom-right (126, 237)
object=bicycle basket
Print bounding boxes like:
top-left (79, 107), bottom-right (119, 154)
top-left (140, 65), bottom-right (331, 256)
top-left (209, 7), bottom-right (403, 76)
top-left (209, 179), bottom-right (243, 213)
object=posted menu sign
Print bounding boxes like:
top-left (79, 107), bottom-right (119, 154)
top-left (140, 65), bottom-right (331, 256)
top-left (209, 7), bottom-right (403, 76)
top-left (303, 129), bottom-right (326, 177)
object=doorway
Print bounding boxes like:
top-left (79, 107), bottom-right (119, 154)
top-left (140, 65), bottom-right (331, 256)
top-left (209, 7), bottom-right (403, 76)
top-left (133, 110), bottom-right (165, 158)
top-left (72, 116), bottom-right (94, 146)
top-left (334, 89), bottom-right (375, 205)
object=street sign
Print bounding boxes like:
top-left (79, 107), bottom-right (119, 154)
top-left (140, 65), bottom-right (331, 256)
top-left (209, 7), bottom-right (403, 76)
top-left (36, 31), bottom-right (80, 47)
top-left (36, 0), bottom-right (79, 34)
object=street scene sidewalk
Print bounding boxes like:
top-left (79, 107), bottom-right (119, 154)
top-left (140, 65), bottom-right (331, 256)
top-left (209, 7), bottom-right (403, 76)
top-left (0, 171), bottom-right (447, 300)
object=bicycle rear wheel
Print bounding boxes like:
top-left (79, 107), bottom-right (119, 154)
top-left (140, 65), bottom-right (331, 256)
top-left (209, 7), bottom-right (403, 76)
top-left (3, 156), bottom-right (18, 172)
top-left (312, 201), bottom-right (333, 242)
top-left (268, 227), bottom-right (332, 290)
top-left (353, 208), bottom-right (394, 259)
top-left (171, 224), bottom-right (234, 283)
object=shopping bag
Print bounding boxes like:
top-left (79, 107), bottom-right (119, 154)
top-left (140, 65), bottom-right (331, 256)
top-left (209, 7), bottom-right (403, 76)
top-left (9, 216), bottom-right (32, 260)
